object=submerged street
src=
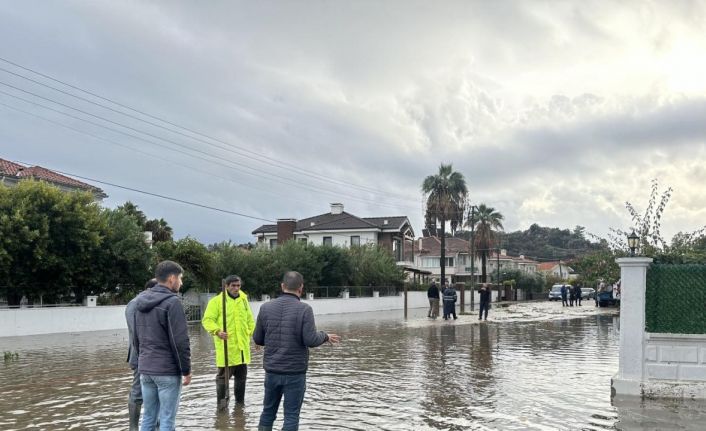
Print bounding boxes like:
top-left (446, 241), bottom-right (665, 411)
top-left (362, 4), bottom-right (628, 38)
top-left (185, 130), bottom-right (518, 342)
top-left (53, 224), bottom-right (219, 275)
top-left (2, 302), bottom-right (706, 430)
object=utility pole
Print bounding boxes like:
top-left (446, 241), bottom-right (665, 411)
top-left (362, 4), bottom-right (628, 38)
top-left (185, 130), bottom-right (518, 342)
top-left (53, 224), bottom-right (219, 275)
top-left (496, 247), bottom-right (501, 301)
top-left (469, 205), bottom-right (476, 312)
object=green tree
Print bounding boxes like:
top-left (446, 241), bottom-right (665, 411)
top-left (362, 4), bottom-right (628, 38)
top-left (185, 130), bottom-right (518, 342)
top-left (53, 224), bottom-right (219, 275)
top-left (154, 237), bottom-right (215, 293)
top-left (98, 208), bottom-right (153, 300)
top-left (117, 201), bottom-right (147, 227)
top-left (348, 245), bottom-right (405, 287)
top-left (144, 218), bottom-right (173, 243)
top-left (0, 181), bottom-right (105, 304)
top-left (572, 249), bottom-right (622, 288)
top-left (467, 203), bottom-right (504, 282)
top-left (422, 163), bottom-right (468, 284)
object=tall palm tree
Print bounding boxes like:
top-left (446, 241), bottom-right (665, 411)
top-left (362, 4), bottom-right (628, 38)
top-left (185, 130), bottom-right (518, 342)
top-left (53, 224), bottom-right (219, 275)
top-left (467, 203), bottom-right (504, 282)
top-left (422, 164), bottom-right (468, 285)
top-left (144, 218), bottom-right (173, 243)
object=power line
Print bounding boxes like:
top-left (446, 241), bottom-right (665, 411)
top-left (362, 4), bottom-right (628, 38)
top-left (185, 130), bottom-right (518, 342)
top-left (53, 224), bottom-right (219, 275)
top-left (11, 160), bottom-right (276, 224)
top-left (0, 101), bottom-right (348, 209)
top-left (0, 85), bottom-right (419, 211)
top-left (0, 57), bottom-right (413, 202)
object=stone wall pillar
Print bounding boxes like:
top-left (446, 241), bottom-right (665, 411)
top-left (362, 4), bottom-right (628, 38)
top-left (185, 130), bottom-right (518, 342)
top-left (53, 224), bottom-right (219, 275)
top-left (613, 256), bottom-right (653, 395)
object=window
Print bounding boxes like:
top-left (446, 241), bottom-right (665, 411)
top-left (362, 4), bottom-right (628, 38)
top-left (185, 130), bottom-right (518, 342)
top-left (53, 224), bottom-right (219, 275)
top-left (299, 238), bottom-right (308, 245)
top-left (323, 236), bottom-right (333, 246)
top-left (269, 239), bottom-right (278, 249)
top-left (422, 257), bottom-right (439, 268)
top-left (350, 236), bottom-right (360, 247)
top-left (445, 257), bottom-right (454, 267)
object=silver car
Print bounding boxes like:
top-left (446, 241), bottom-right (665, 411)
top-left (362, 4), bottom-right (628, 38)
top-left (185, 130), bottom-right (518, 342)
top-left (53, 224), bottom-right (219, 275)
top-left (581, 287), bottom-right (596, 300)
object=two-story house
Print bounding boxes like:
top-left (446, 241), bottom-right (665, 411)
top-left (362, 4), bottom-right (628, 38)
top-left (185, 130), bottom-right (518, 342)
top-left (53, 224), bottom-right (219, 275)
top-left (415, 237), bottom-right (540, 284)
top-left (252, 202), bottom-right (416, 270)
top-left (0, 158), bottom-right (107, 201)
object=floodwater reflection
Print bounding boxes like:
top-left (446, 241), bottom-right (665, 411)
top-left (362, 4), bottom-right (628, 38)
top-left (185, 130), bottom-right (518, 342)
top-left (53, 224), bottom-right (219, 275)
top-left (1, 304), bottom-right (706, 430)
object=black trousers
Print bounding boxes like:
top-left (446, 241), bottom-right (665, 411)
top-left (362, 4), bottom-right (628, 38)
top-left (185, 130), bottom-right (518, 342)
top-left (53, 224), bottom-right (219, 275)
top-left (479, 302), bottom-right (489, 320)
top-left (217, 364), bottom-right (248, 404)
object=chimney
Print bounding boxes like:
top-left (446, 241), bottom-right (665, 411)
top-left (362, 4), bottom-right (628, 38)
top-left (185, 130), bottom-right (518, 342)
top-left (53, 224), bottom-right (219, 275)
top-left (501, 249), bottom-right (507, 256)
top-left (520, 254), bottom-right (525, 260)
top-left (277, 219), bottom-right (297, 243)
top-left (330, 203), bottom-right (344, 215)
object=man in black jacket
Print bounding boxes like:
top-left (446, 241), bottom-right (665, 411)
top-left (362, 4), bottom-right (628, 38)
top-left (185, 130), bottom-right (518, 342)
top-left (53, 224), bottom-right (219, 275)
top-left (427, 281), bottom-right (440, 319)
top-left (478, 283), bottom-right (491, 321)
top-left (254, 271), bottom-right (341, 431)
top-left (134, 261), bottom-right (191, 431)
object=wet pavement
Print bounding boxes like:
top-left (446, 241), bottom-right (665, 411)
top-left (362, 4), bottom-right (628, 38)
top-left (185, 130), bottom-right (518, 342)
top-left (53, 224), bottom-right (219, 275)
top-left (2, 301), bottom-right (706, 430)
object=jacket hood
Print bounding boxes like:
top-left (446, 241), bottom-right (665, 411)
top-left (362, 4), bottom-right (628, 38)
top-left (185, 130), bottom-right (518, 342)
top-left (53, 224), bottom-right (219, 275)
top-left (135, 284), bottom-right (177, 312)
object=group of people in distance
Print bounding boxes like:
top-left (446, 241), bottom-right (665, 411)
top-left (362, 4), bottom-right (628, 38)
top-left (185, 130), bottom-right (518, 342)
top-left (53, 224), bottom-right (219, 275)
top-left (126, 261), bottom-right (341, 431)
top-left (560, 284), bottom-right (583, 307)
top-left (427, 281), bottom-right (492, 321)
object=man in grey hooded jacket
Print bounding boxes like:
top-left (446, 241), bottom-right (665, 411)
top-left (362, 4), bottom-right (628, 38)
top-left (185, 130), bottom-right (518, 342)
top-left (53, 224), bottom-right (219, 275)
top-left (134, 260), bottom-right (191, 431)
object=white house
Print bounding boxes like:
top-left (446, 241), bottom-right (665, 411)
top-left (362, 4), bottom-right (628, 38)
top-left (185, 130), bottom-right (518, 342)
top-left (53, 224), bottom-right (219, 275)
top-left (252, 203), bottom-right (417, 271)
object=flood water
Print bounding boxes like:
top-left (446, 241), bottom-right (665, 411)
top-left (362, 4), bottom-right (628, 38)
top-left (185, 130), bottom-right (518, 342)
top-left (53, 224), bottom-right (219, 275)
top-left (2, 302), bottom-right (706, 430)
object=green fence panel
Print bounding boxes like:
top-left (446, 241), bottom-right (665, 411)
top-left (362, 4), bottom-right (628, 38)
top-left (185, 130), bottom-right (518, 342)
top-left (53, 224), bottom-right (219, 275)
top-left (646, 264), bottom-right (706, 334)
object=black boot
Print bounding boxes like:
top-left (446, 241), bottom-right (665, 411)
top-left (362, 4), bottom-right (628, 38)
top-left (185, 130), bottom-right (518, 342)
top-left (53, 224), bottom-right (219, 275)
top-left (234, 378), bottom-right (246, 404)
top-left (128, 401), bottom-right (141, 431)
top-left (216, 379), bottom-right (229, 411)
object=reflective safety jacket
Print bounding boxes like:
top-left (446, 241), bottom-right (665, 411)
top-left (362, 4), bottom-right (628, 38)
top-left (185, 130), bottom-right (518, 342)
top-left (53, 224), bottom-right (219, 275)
top-left (202, 291), bottom-right (255, 367)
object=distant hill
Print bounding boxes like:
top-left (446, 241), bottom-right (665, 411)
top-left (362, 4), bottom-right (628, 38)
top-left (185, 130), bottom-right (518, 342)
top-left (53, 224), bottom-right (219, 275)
top-left (454, 223), bottom-right (608, 262)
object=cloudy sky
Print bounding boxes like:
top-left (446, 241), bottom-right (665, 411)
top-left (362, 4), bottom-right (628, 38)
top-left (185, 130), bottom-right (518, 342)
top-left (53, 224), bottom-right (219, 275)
top-left (1, 1), bottom-right (705, 249)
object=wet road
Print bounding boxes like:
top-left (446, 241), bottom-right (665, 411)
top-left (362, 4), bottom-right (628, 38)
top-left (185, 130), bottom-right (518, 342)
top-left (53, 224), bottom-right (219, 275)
top-left (1, 302), bottom-right (706, 430)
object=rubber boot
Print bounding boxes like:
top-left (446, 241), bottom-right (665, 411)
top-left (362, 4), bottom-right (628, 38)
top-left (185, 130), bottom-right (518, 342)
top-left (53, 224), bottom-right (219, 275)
top-left (128, 401), bottom-right (141, 431)
top-left (216, 379), bottom-right (229, 411)
top-left (234, 378), bottom-right (246, 404)
top-left (257, 426), bottom-right (273, 431)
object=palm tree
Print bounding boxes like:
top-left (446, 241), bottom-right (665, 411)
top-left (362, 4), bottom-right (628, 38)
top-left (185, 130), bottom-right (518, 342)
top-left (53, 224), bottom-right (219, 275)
top-left (144, 218), bottom-right (173, 243)
top-left (422, 164), bottom-right (468, 285)
top-left (467, 204), bottom-right (504, 282)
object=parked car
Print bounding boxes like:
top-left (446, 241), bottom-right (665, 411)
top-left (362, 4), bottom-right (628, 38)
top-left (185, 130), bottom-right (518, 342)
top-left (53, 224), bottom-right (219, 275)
top-left (581, 287), bottom-right (596, 300)
top-left (548, 284), bottom-right (571, 301)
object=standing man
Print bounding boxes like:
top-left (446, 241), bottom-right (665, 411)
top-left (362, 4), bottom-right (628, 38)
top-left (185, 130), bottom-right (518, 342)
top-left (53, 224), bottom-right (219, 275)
top-left (574, 284), bottom-right (582, 306)
top-left (254, 271), bottom-right (341, 431)
top-left (126, 278), bottom-right (158, 431)
top-left (560, 284), bottom-right (568, 307)
top-left (134, 261), bottom-right (191, 431)
top-left (569, 284), bottom-right (575, 307)
top-left (442, 282), bottom-right (458, 320)
top-left (427, 281), bottom-right (440, 319)
top-left (478, 283), bottom-right (491, 321)
top-left (202, 275), bottom-right (255, 408)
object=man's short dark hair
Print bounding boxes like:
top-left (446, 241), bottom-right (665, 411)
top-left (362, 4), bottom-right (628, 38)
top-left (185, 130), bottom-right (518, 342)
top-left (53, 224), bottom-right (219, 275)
top-left (145, 278), bottom-right (158, 290)
top-left (282, 271), bottom-right (303, 291)
top-left (225, 275), bottom-right (242, 285)
top-left (155, 260), bottom-right (184, 283)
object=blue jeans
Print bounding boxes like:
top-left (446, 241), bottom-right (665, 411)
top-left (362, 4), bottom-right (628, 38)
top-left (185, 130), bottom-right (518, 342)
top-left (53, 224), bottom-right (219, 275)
top-left (140, 374), bottom-right (182, 431)
top-left (259, 372), bottom-right (306, 431)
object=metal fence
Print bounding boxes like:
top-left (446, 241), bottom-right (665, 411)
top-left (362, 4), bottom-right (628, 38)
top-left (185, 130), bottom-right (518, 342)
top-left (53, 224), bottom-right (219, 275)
top-left (646, 264), bottom-right (706, 334)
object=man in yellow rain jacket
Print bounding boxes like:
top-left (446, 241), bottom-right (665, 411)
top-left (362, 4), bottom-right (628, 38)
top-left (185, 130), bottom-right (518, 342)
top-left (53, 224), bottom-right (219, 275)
top-left (202, 275), bottom-right (255, 408)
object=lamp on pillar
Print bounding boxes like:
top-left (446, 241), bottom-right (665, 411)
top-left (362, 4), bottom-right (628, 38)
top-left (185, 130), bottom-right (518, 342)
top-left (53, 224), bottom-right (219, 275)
top-left (627, 231), bottom-right (639, 256)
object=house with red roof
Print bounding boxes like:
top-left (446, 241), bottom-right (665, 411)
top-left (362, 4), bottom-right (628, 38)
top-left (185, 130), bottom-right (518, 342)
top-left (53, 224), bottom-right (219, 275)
top-left (0, 158), bottom-right (107, 201)
top-left (537, 261), bottom-right (575, 280)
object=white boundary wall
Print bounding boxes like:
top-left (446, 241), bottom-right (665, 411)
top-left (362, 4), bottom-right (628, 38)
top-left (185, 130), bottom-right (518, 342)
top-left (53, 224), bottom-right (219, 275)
top-left (0, 291), bottom-right (433, 337)
top-left (612, 257), bottom-right (706, 399)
